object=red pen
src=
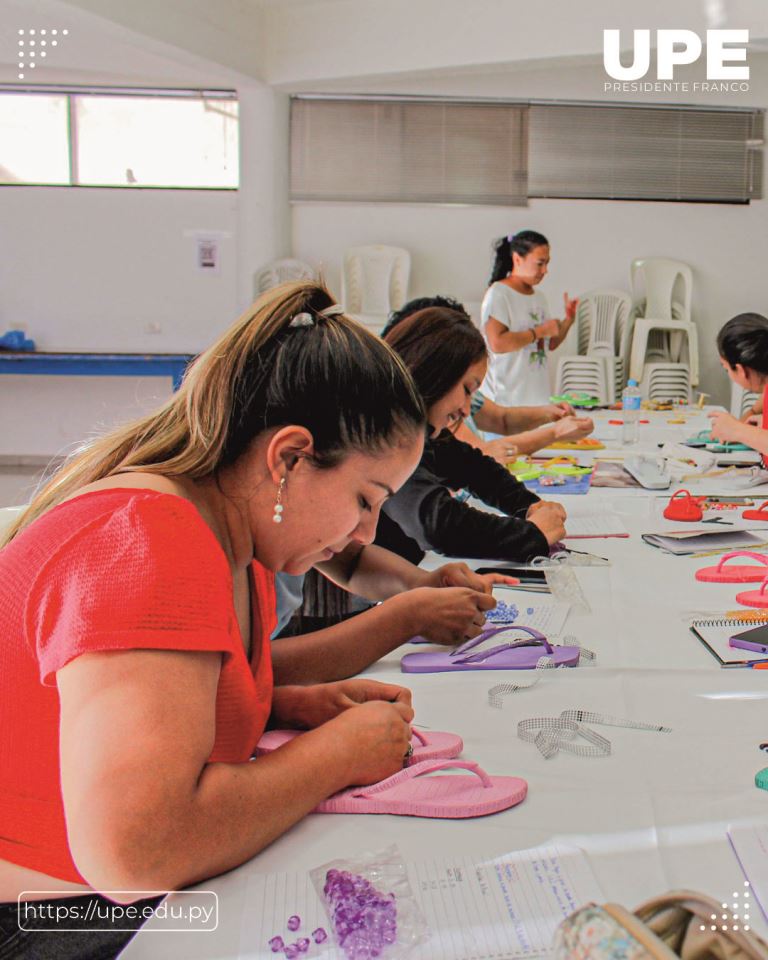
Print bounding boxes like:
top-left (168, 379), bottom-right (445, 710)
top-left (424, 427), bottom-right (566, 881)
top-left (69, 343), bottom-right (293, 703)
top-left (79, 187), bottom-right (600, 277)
top-left (608, 419), bottom-right (623, 425)
top-left (639, 419), bottom-right (650, 424)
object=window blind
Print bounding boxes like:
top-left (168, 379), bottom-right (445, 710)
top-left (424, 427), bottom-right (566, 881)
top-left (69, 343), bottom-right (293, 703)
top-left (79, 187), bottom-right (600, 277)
top-left (528, 103), bottom-right (763, 203)
top-left (290, 97), bottom-right (528, 205)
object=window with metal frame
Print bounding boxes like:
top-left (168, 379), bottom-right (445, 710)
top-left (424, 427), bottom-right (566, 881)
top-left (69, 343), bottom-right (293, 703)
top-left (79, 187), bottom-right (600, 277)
top-left (0, 85), bottom-right (239, 189)
top-left (290, 96), bottom-right (528, 205)
top-left (528, 102), bottom-right (763, 203)
top-left (290, 95), bottom-right (763, 206)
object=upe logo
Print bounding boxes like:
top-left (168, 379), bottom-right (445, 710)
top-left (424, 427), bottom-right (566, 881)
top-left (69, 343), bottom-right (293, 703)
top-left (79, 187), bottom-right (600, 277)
top-left (604, 29), bottom-right (749, 81)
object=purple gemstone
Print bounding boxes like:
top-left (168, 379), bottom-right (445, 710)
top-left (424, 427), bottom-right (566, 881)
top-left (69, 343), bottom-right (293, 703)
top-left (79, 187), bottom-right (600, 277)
top-left (286, 914), bottom-right (301, 932)
top-left (312, 927), bottom-right (327, 944)
top-left (268, 935), bottom-right (284, 952)
top-left (296, 937), bottom-right (310, 953)
top-left (284, 945), bottom-right (299, 960)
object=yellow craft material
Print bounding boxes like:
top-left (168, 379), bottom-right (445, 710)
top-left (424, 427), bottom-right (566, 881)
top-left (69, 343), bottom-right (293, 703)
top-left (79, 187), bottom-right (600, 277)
top-left (549, 439), bottom-right (605, 450)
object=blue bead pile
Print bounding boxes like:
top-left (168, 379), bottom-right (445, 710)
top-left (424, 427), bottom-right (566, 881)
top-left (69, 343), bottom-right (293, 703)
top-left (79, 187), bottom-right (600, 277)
top-left (487, 600), bottom-right (519, 623)
top-left (323, 868), bottom-right (398, 959)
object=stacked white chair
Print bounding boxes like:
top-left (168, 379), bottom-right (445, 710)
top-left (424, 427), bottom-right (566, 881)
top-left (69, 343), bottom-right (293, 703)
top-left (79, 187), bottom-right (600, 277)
top-left (628, 257), bottom-right (698, 401)
top-left (253, 258), bottom-right (316, 298)
top-left (554, 289), bottom-right (632, 403)
top-left (341, 245), bottom-right (410, 333)
top-left (730, 382), bottom-right (761, 418)
top-left (641, 363), bottom-right (692, 403)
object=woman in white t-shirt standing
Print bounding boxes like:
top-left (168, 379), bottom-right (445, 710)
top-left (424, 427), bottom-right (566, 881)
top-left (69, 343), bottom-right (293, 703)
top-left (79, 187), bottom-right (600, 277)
top-left (481, 230), bottom-right (578, 408)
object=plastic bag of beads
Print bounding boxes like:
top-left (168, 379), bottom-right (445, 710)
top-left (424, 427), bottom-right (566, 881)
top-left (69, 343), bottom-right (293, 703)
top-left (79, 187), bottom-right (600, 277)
top-left (309, 845), bottom-right (428, 959)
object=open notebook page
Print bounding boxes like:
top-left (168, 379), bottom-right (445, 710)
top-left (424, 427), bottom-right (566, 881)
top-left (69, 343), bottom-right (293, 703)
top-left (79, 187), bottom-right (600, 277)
top-left (239, 844), bottom-right (602, 959)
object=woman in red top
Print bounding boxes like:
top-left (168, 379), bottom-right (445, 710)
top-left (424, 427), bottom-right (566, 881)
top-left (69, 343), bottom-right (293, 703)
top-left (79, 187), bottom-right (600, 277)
top-left (0, 281), bottom-right (425, 958)
top-left (709, 312), bottom-right (768, 466)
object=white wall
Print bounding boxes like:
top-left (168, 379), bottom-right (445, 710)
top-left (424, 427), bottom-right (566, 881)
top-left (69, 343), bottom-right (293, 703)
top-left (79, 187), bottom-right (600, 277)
top-left (0, 0), bottom-right (289, 457)
top-left (291, 54), bottom-right (768, 407)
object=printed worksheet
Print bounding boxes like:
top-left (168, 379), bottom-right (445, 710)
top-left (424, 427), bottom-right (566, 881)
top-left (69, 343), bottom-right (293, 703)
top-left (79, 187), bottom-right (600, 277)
top-left (557, 502), bottom-right (628, 538)
top-left (488, 594), bottom-right (571, 635)
top-left (239, 844), bottom-right (602, 959)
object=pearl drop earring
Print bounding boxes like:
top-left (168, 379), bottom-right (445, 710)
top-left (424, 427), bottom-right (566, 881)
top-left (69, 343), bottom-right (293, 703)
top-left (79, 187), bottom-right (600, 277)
top-left (272, 478), bottom-right (286, 524)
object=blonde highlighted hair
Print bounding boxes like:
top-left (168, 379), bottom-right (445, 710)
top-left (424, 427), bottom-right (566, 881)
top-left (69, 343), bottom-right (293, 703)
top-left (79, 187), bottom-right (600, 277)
top-left (3, 281), bottom-right (425, 546)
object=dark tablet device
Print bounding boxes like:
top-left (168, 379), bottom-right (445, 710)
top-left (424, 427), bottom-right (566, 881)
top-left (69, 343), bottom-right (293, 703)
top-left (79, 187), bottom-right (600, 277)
top-left (475, 566), bottom-right (547, 582)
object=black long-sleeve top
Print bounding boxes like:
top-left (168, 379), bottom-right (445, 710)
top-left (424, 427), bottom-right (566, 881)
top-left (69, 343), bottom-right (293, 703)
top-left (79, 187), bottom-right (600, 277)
top-left (376, 430), bottom-right (549, 564)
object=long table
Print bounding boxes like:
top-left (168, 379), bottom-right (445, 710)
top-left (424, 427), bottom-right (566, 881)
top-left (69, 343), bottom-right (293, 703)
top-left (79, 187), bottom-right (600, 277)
top-left (122, 408), bottom-right (768, 958)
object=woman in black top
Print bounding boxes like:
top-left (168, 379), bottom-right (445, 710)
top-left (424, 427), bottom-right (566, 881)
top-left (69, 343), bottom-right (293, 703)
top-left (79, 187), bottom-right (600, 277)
top-left (377, 306), bottom-right (567, 564)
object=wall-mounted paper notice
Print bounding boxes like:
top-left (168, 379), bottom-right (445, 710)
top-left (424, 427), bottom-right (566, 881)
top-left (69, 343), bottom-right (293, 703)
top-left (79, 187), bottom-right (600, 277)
top-left (238, 844), bottom-right (602, 959)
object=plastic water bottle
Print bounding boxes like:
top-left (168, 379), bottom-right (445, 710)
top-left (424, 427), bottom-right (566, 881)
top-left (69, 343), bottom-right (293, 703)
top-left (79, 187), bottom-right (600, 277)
top-left (621, 379), bottom-right (641, 444)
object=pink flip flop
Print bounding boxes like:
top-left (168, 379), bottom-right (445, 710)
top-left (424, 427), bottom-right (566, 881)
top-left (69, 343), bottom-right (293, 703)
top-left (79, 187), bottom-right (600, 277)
top-left (401, 625), bottom-right (580, 673)
top-left (696, 550), bottom-right (768, 583)
top-left (314, 759), bottom-right (527, 818)
top-left (736, 576), bottom-right (768, 608)
top-left (255, 727), bottom-right (463, 763)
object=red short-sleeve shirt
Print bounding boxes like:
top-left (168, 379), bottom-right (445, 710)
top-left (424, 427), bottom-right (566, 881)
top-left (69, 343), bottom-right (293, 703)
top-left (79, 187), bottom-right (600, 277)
top-left (762, 384), bottom-right (768, 469)
top-left (0, 489), bottom-right (275, 884)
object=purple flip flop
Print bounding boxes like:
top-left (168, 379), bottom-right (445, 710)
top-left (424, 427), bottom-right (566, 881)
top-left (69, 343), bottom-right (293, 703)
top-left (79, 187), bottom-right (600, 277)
top-left (401, 625), bottom-right (579, 673)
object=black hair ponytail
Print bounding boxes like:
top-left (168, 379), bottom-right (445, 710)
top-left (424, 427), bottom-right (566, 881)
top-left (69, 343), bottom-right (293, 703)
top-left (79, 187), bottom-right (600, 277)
top-left (717, 313), bottom-right (768, 376)
top-left (488, 230), bottom-right (550, 286)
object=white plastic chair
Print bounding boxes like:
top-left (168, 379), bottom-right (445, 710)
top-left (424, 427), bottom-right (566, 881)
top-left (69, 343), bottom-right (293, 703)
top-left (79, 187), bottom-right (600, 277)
top-left (631, 258), bottom-right (693, 324)
top-left (554, 356), bottom-right (613, 403)
top-left (730, 382), bottom-right (761, 418)
top-left (629, 258), bottom-right (698, 386)
top-left (640, 363), bottom-right (691, 403)
top-left (574, 289), bottom-right (633, 399)
top-left (630, 319), bottom-right (699, 387)
top-left (0, 505), bottom-right (24, 538)
top-left (341, 245), bottom-right (410, 331)
top-left (253, 258), bottom-right (316, 298)
top-left (578, 289), bottom-right (633, 357)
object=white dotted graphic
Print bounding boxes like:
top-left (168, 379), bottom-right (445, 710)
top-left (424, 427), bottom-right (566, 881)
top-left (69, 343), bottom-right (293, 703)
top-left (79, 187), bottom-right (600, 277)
top-left (17, 28), bottom-right (68, 78)
top-left (699, 884), bottom-right (751, 933)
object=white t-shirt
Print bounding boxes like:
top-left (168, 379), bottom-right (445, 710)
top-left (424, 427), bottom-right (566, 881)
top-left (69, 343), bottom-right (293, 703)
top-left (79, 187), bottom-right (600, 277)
top-left (480, 282), bottom-right (551, 407)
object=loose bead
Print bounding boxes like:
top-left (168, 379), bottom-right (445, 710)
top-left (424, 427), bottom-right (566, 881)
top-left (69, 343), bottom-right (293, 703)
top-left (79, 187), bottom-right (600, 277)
top-left (286, 914), bottom-right (301, 932)
top-left (312, 927), bottom-right (327, 943)
top-left (296, 937), bottom-right (310, 952)
top-left (268, 935), bottom-right (284, 952)
top-left (284, 945), bottom-right (299, 960)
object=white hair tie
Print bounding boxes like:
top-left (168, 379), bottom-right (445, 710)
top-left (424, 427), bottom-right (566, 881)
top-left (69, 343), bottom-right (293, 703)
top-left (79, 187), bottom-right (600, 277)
top-left (319, 304), bottom-right (345, 317)
top-left (289, 312), bottom-right (314, 328)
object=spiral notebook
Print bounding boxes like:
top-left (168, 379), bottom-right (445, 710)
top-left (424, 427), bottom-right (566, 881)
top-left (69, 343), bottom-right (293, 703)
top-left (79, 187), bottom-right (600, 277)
top-left (690, 615), bottom-right (768, 667)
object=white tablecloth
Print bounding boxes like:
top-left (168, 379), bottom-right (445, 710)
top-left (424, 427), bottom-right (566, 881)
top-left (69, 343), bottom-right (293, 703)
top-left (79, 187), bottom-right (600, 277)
top-left (122, 408), bottom-right (768, 958)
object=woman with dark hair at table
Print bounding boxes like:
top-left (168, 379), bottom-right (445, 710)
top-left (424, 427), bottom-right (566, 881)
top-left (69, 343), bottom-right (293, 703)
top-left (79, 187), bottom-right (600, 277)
top-left (709, 312), bottom-right (768, 465)
top-left (376, 305), bottom-right (567, 566)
